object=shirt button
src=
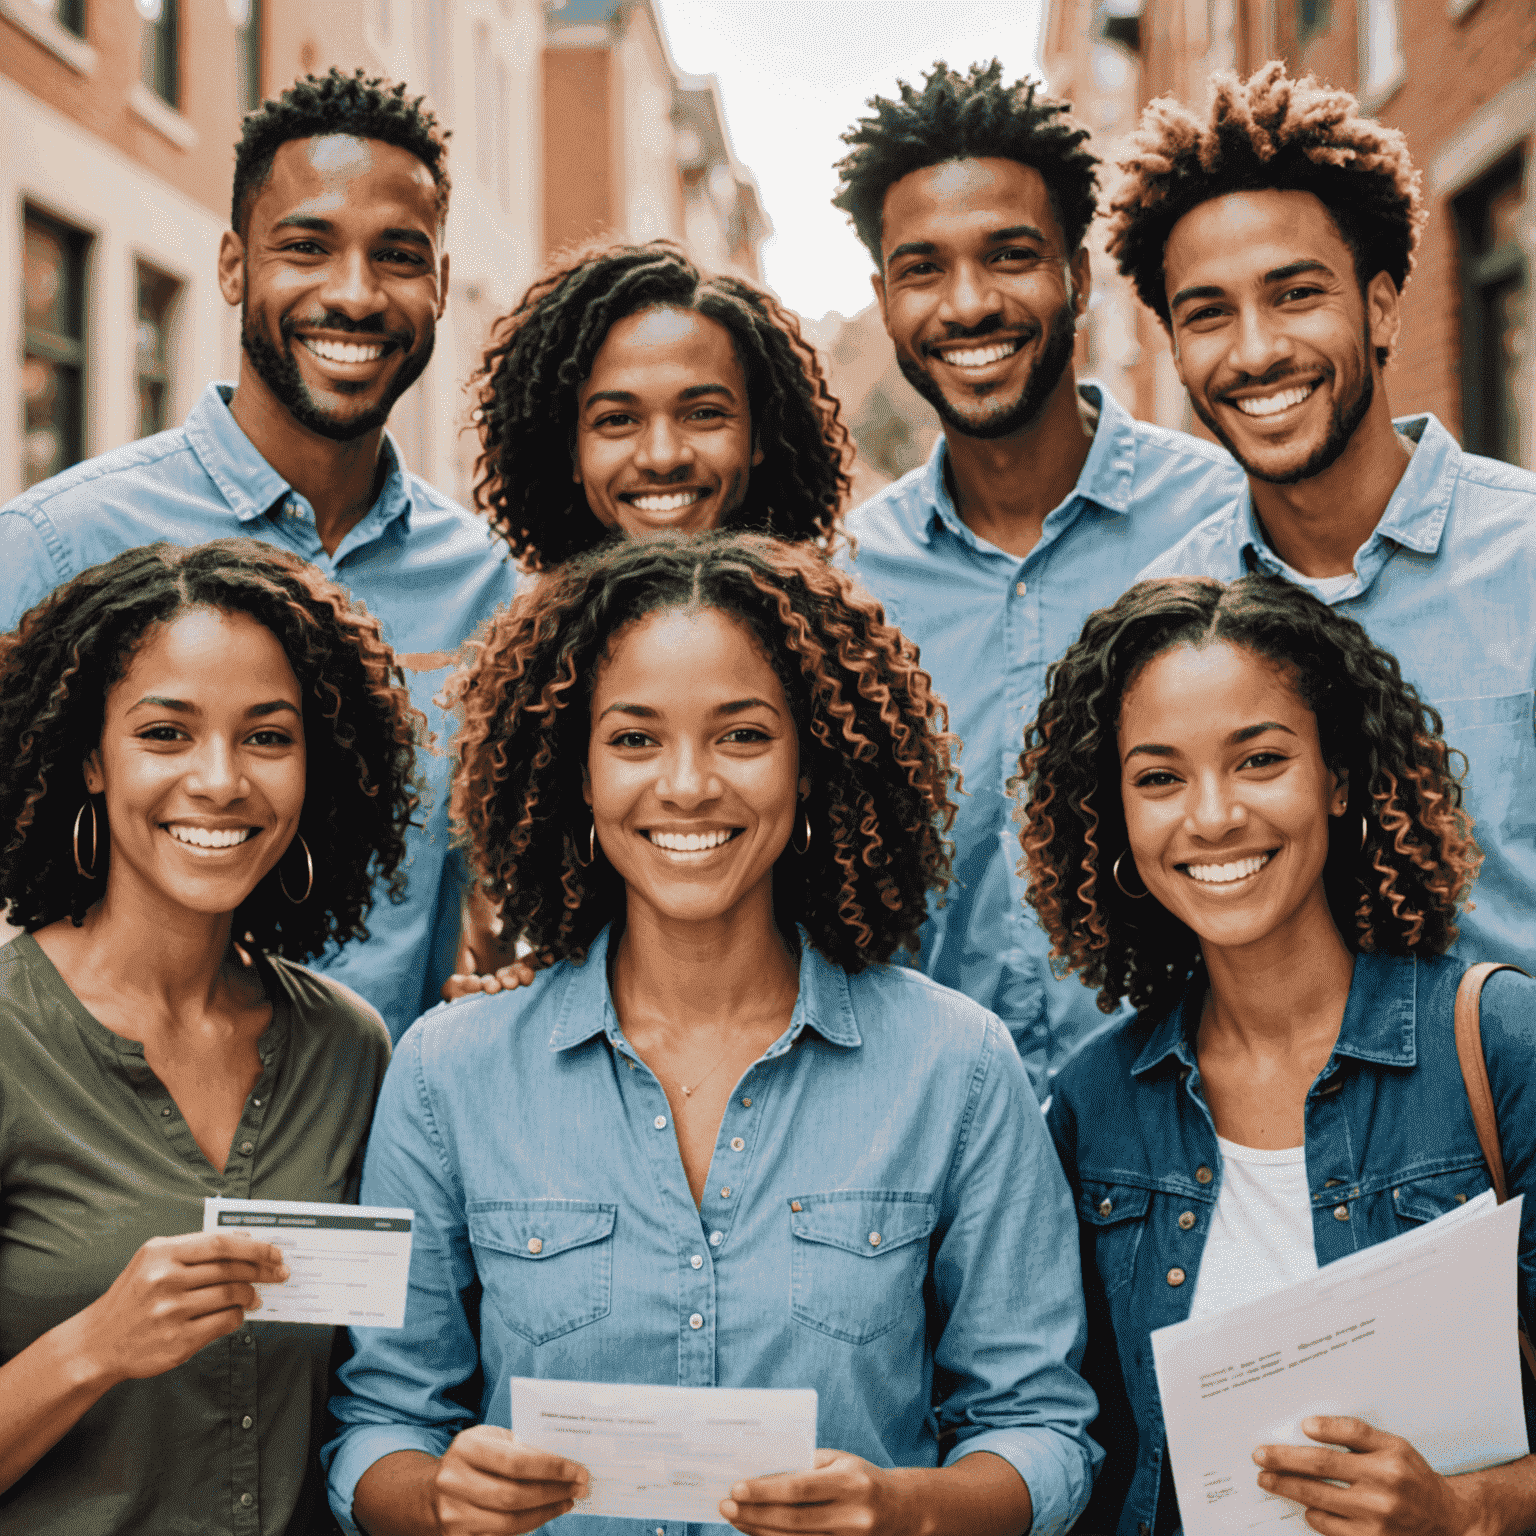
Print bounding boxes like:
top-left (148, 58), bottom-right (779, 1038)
top-left (740, 1097), bottom-right (751, 1107)
top-left (527, 1237), bottom-right (544, 1254)
top-left (654, 1115), bottom-right (668, 1130)
top-left (251, 1097), bottom-right (262, 1107)
top-left (241, 1334), bottom-right (253, 1346)
top-left (239, 1141), bottom-right (254, 1155)
top-left (790, 1200), bottom-right (802, 1213)
top-left (719, 1186), bottom-right (731, 1199)
top-left (868, 1231), bottom-right (881, 1247)
top-left (1167, 1267), bottom-right (1187, 1286)
top-left (690, 1254), bottom-right (703, 1269)
top-left (241, 1414), bottom-right (253, 1430)
top-left (688, 1313), bottom-right (704, 1330)
top-left (1178, 1211), bottom-right (1196, 1230)
top-left (730, 1137), bottom-right (745, 1152)
top-left (1015, 580), bottom-right (1027, 596)
top-left (240, 1492), bottom-right (254, 1507)
top-left (1195, 1165), bottom-right (1214, 1184)
top-left (161, 1107), bottom-right (173, 1117)
top-left (1098, 1198), bottom-right (1113, 1217)
top-left (1334, 1204), bottom-right (1350, 1221)
top-left (709, 1230), bottom-right (723, 1247)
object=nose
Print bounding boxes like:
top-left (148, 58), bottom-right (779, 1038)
top-left (184, 736), bottom-right (250, 806)
top-left (632, 415), bottom-right (694, 480)
top-left (317, 245), bottom-right (389, 323)
top-left (1184, 769), bottom-right (1247, 842)
top-left (938, 258), bottom-right (1004, 332)
top-left (654, 740), bottom-right (721, 809)
top-left (1226, 300), bottom-right (1294, 381)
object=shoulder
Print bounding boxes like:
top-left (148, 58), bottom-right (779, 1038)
top-left (842, 465), bottom-right (933, 559)
top-left (1448, 447), bottom-right (1536, 525)
top-left (1127, 416), bottom-right (1244, 483)
top-left (263, 956), bottom-right (391, 1065)
top-left (1467, 962), bottom-right (1536, 1055)
top-left (2, 427), bottom-right (200, 526)
top-left (0, 933), bottom-right (54, 1018)
top-left (843, 962), bottom-right (1018, 1081)
top-left (1136, 503), bottom-right (1249, 580)
top-left (1050, 1008), bottom-right (1159, 1123)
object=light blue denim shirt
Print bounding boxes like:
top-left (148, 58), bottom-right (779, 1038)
top-left (323, 926), bottom-right (1099, 1536)
top-left (837, 384), bottom-right (1244, 1085)
top-left (0, 383), bottom-right (519, 1038)
top-left (1140, 414), bottom-right (1536, 973)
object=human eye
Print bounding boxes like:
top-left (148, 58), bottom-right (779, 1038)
top-left (280, 240), bottom-right (327, 257)
top-left (686, 404), bottom-right (728, 423)
top-left (1132, 768), bottom-right (1181, 788)
top-left (377, 246), bottom-right (427, 267)
top-left (993, 245), bottom-right (1041, 265)
top-left (246, 728), bottom-right (296, 748)
top-left (1239, 749), bottom-right (1289, 770)
top-left (610, 729), bottom-right (657, 749)
top-left (721, 725), bottom-right (771, 745)
top-left (595, 410), bottom-right (637, 430)
top-left (895, 258), bottom-right (939, 280)
top-left (137, 724), bottom-right (187, 744)
top-left (1278, 284), bottom-right (1324, 304)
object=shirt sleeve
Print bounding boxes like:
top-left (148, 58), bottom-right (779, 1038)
top-left (322, 1023), bottom-right (480, 1535)
top-left (932, 1015), bottom-right (1100, 1536)
top-left (0, 508), bottom-right (72, 631)
top-left (1479, 968), bottom-right (1536, 1341)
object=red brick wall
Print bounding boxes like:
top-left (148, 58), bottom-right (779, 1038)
top-left (543, 47), bottom-right (615, 258)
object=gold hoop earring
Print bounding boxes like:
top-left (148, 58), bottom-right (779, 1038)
top-left (72, 799), bottom-right (100, 880)
top-left (1112, 850), bottom-right (1148, 899)
top-left (791, 809), bottom-right (812, 856)
top-left (575, 820), bottom-right (596, 868)
top-left (279, 834), bottom-right (313, 904)
top-left (1360, 814), bottom-right (1370, 852)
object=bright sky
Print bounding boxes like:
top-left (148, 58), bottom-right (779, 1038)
top-left (656, 0), bottom-right (1046, 323)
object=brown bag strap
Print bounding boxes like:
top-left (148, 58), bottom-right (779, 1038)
top-left (1452, 961), bottom-right (1536, 1380)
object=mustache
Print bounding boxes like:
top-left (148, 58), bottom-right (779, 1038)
top-left (281, 311), bottom-right (413, 346)
top-left (921, 314), bottom-right (1037, 357)
top-left (1218, 364), bottom-right (1328, 397)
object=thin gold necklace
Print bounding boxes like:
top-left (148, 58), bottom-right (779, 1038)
top-left (677, 1044), bottom-right (737, 1098)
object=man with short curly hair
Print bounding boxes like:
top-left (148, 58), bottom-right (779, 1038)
top-left (1125, 63), bottom-right (1536, 974)
top-left (832, 60), bottom-right (1243, 1084)
top-left (0, 69), bottom-right (518, 1038)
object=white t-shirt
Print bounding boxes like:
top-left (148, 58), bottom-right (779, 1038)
top-left (1187, 1136), bottom-right (1319, 1319)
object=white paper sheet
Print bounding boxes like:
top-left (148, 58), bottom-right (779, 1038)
top-left (1152, 1191), bottom-right (1528, 1536)
top-left (203, 1197), bottom-right (413, 1328)
top-left (511, 1377), bottom-right (817, 1521)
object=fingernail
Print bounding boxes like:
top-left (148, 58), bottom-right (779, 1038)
top-left (277, 1265), bottom-right (290, 1280)
top-left (1302, 1416), bottom-right (1320, 1433)
top-left (1252, 1449), bottom-right (1266, 1465)
top-left (719, 1500), bottom-right (738, 1517)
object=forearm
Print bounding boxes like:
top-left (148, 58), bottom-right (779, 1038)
top-left (1454, 1453), bottom-right (1536, 1536)
top-left (459, 886), bottom-right (516, 973)
top-left (349, 1449), bottom-right (443, 1536)
top-left (0, 1308), bottom-right (119, 1495)
top-left (886, 1449), bottom-right (1033, 1536)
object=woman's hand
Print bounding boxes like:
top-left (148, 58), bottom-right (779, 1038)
top-left (429, 1427), bottom-right (589, 1534)
top-left (1254, 1417), bottom-right (1481, 1534)
top-left (77, 1231), bottom-right (288, 1385)
top-left (721, 1449), bottom-right (917, 1536)
top-left (440, 960), bottom-right (541, 1001)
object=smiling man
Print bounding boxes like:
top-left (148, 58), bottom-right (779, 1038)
top-left (0, 70), bottom-right (518, 1038)
top-left (831, 61), bottom-right (1244, 1083)
top-left (1120, 64), bottom-right (1536, 973)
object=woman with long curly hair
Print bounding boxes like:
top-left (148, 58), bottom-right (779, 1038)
top-left (326, 532), bottom-right (1100, 1536)
top-left (0, 538), bottom-right (420, 1534)
top-left (1019, 575), bottom-right (1536, 1536)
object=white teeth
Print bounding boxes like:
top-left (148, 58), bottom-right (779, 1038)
top-left (626, 490), bottom-right (705, 513)
top-left (939, 339), bottom-right (1021, 369)
top-left (303, 338), bottom-right (386, 364)
top-left (648, 829), bottom-right (735, 852)
top-left (1233, 384), bottom-right (1315, 417)
top-left (166, 824), bottom-right (256, 850)
top-left (1185, 853), bottom-right (1271, 884)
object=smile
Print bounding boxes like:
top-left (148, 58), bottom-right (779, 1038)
top-left (164, 824), bottom-right (258, 850)
top-left (1230, 382), bottom-right (1317, 417)
top-left (300, 337), bottom-right (390, 365)
top-left (933, 338), bottom-right (1023, 370)
top-left (622, 489), bottom-right (708, 513)
top-left (646, 828), bottom-right (740, 853)
top-left (1181, 852), bottom-right (1273, 885)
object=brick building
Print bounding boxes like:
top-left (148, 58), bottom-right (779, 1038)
top-left (1041, 0), bottom-right (1536, 465)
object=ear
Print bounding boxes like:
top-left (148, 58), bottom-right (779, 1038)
top-left (82, 751), bottom-right (104, 796)
top-left (751, 431), bottom-right (764, 469)
top-left (581, 766), bottom-right (592, 808)
top-left (436, 250), bottom-right (451, 320)
top-left (872, 269), bottom-right (890, 334)
top-left (1365, 271), bottom-right (1401, 369)
top-left (1328, 768), bottom-right (1350, 819)
top-left (798, 775), bottom-right (810, 802)
top-left (1069, 245), bottom-right (1092, 321)
top-left (217, 229), bottom-right (246, 309)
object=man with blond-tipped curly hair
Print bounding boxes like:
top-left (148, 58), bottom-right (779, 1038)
top-left (1112, 62), bottom-right (1536, 1523)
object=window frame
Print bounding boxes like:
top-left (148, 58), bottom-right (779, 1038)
top-left (21, 206), bottom-right (92, 490)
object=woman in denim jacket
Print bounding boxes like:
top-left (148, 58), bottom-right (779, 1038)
top-left (1021, 575), bottom-right (1536, 1536)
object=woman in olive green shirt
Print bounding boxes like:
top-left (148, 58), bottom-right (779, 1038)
top-left (0, 539), bottom-right (419, 1536)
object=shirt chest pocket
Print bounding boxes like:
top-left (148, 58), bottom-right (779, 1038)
top-left (1079, 1180), bottom-right (1153, 1297)
top-left (1434, 691), bottom-right (1535, 832)
top-left (1390, 1165), bottom-right (1491, 1230)
top-left (467, 1200), bottom-right (617, 1346)
top-left (789, 1191), bottom-right (937, 1345)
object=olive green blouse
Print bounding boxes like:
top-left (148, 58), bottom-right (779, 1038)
top-left (0, 933), bottom-right (390, 1536)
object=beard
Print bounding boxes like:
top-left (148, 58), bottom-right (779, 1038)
top-left (897, 301), bottom-right (1078, 441)
top-left (1193, 320), bottom-right (1375, 485)
top-left (240, 296), bottom-right (434, 444)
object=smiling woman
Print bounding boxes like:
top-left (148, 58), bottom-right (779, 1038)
top-left (0, 538), bottom-right (421, 1534)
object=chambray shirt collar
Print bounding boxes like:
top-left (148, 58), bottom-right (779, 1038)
top-left (182, 381), bottom-right (415, 534)
top-left (912, 379), bottom-right (1137, 550)
top-left (545, 924), bottom-right (863, 1054)
top-left (1130, 950), bottom-right (1419, 1078)
top-left (1238, 414), bottom-right (1458, 578)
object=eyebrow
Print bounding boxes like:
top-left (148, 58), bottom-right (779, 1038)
top-left (1124, 720), bottom-right (1298, 759)
top-left (597, 696), bottom-right (780, 722)
top-left (271, 214), bottom-right (432, 250)
top-left (583, 382), bottom-right (735, 410)
top-left (887, 224), bottom-right (1048, 264)
top-left (129, 696), bottom-right (300, 718)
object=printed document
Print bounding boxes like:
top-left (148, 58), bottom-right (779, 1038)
top-left (1152, 1192), bottom-right (1527, 1535)
top-left (203, 1197), bottom-right (413, 1328)
top-left (511, 1377), bottom-right (817, 1521)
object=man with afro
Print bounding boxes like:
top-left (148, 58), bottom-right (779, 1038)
top-left (1124, 63), bottom-right (1536, 976)
top-left (831, 60), bottom-right (1244, 1085)
top-left (0, 69), bottom-right (518, 1040)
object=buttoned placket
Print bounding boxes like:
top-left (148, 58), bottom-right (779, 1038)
top-left (1303, 1059), bottom-right (1366, 1261)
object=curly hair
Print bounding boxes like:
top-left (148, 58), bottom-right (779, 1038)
top-left (1017, 576), bottom-right (1479, 1018)
top-left (833, 59), bottom-right (1100, 266)
top-left (470, 241), bottom-right (851, 571)
top-left (1105, 62), bottom-right (1424, 350)
top-left (0, 540), bottom-right (422, 961)
top-left (448, 531), bottom-right (957, 972)
top-left (232, 67), bottom-right (451, 236)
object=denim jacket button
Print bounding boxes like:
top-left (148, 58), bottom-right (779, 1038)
top-left (1333, 1204), bottom-right (1350, 1221)
top-left (1195, 1165), bottom-right (1214, 1184)
top-left (1167, 1267), bottom-right (1186, 1286)
top-left (1098, 1198), bottom-right (1113, 1217)
top-left (1140, 1524), bottom-right (1151, 1536)
top-left (1178, 1211), bottom-right (1195, 1230)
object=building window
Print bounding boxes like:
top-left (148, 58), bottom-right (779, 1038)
top-left (136, 264), bottom-right (181, 440)
top-left (1358, 0), bottom-right (1405, 104)
top-left (1456, 156), bottom-right (1528, 466)
top-left (231, 0), bottom-right (261, 112)
top-left (36, 0), bottom-right (87, 36)
top-left (21, 210), bottom-right (90, 490)
top-left (1296, 0), bottom-right (1329, 44)
top-left (136, 0), bottom-right (178, 108)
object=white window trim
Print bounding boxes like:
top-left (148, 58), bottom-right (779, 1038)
top-left (0, 0), bottom-right (97, 75)
top-left (1445, 0), bottom-right (1483, 19)
top-left (127, 82), bottom-right (199, 150)
top-left (1357, 0), bottom-right (1407, 112)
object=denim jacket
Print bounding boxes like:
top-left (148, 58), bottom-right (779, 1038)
top-left (1046, 951), bottom-right (1536, 1536)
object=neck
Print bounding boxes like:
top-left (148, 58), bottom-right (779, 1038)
top-left (1197, 893), bottom-right (1355, 1054)
top-left (227, 357), bottom-right (387, 555)
top-left (610, 887), bottom-right (800, 1042)
top-left (942, 367), bottom-right (1094, 559)
top-left (1247, 383), bottom-right (1412, 579)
